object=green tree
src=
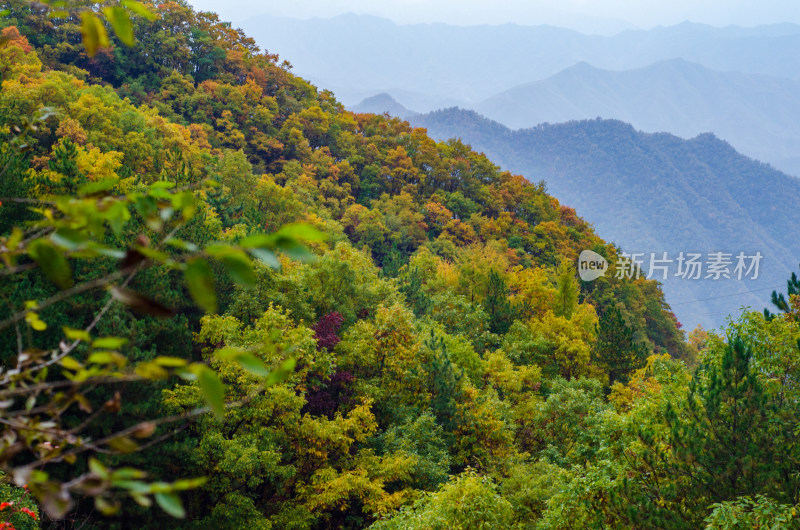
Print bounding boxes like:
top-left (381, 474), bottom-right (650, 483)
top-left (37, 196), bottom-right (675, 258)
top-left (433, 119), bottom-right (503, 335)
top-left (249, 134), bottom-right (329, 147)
top-left (765, 263), bottom-right (800, 320)
top-left (369, 471), bottom-right (514, 530)
top-left (627, 337), bottom-right (792, 528)
top-left (553, 258), bottom-right (578, 319)
top-left (594, 305), bottom-right (648, 386)
top-left (423, 330), bottom-right (465, 440)
top-left (484, 269), bottom-right (514, 334)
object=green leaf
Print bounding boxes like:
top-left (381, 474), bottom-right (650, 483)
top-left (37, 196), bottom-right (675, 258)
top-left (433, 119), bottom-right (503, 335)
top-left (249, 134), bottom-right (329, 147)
top-left (89, 457), bottom-right (109, 478)
top-left (184, 259), bottom-right (217, 313)
top-left (215, 347), bottom-right (270, 376)
top-left (51, 227), bottom-right (87, 250)
top-left (7, 227), bottom-right (23, 250)
top-left (121, 0), bottom-right (158, 21)
top-left (266, 358), bottom-right (297, 386)
top-left (85, 242), bottom-right (126, 259)
top-left (88, 351), bottom-right (126, 367)
top-left (63, 327), bottom-right (91, 342)
top-left (221, 252), bottom-right (255, 287)
top-left (239, 234), bottom-right (273, 248)
top-left (29, 239), bottom-right (73, 289)
top-left (202, 244), bottom-right (232, 257)
top-left (164, 238), bottom-right (198, 252)
top-left (103, 6), bottom-right (134, 45)
top-left (26, 312), bottom-right (47, 331)
top-left (104, 200), bottom-right (131, 236)
top-left (240, 224), bottom-right (325, 252)
top-left (111, 473), bottom-right (153, 495)
top-left (92, 337), bottom-right (128, 350)
top-left (60, 356), bottom-right (83, 371)
top-left (278, 244), bottom-right (314, 263)
top-left (153, 356), bottom-right (188, 367)
top-left (110, 467), bottom-right (147, 480)
top-left (149, 180), bottom-right (176, 190)
top-left (108, 436), bottom-right (139, 453)
top-left (197, 366), bottom-right (225, 420)
top-left (94, 496), bottom-right (121, 516)
top-left (134, 361), bottom-right (169, 380)
top-left (77, 177), bottom-right (117, 197)
top-left (134, 245), bottom-right (170, 263)
top-left (131, 493), bottom-right (152, 507)
top-left (148, 188), bottom-right (173, 200)
top-left (172, 191), bottom-right (197, 220)
top-left (249, 248), bottom-right (280, 269)
top-left (170, 477), bottom-right (207, 491)
top-left (80, 11), bottom-right (109, 57)
top-left (214, 347), bottom-right (247, 361)
top-left (235, 353), bottom-right (271, 377)
top-left (274, 223), bottom-right (327, 243)
top-left (155, 492), bottom-right (185, 518)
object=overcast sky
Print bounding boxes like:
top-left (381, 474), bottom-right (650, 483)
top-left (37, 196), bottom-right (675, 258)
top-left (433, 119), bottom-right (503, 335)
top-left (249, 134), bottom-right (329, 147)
top-left (188, 0), bottom-right (800, 33)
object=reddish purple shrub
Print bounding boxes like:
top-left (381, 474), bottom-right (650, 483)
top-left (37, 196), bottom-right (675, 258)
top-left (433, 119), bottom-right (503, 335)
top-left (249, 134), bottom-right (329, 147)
top-left (304, 371), bottom-right (355, 418)
top-left (313, 311), bottom-right (344, 351)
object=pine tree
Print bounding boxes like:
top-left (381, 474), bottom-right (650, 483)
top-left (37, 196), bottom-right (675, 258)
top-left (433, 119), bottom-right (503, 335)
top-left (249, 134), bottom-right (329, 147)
top-left (484, 269), bottom-right (514, 334)
top-left (424, 330), bottom-right (464, 441)
top-left (205, 184), bottom-right (243, 227)
top-left (43, 138), bottom-right (83, 195)
top-left (764, 264), bottom-right (800, 320)
top-left (621, 337), bottom-right (789, 528)
top-left (593, 306), bottom-right (648, 386)
top-left (0, 144), bottom-right (33, 233)
top-left (553, 258), bottom-right (579, 319)
top-left (400, 266), bottom-right (432, 316)
top-left (48, 138), bottom-right (79, 179)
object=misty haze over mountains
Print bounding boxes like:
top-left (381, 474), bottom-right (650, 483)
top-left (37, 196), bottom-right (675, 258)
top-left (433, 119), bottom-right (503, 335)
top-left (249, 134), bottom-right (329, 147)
top-left (239, 15), bottom-right (800, 101)
top-left (240, 14), bottom-right (800, 175)
top-left (408, 111), bottom-right (800, 330)
top-left (238, 13), bottom-right (800, 329)
top-left (475, 59), bottom-right (800, 176)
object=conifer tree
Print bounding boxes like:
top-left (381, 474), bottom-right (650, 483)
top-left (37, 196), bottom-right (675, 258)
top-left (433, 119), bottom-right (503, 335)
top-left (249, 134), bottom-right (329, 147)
top-left (484, 269), bottom-right (514, 334)
top-left (623, 337), bottom-right (790, 528)
top-left (553, 258), bottom-right (579, 319)
top-left (400, 266), bottom-right (432, 316)
top-left (593, 306), bottom-right (648, 386)
top-left (424, 330), bottom-right (464, 442)
top-left (765, 264), bottom-right (800, 319)
top-left (43, 138), bottom-right (83, 194)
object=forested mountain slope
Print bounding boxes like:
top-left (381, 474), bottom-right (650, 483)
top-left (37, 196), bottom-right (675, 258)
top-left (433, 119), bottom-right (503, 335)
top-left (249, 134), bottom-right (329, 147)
top-left (2, 2), bottom-right (799, 530)
top-left (411, 109), bottom-right (800, 329)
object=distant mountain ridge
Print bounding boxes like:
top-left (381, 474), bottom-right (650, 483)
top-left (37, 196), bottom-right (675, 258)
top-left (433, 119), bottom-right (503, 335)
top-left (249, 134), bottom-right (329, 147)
top-left (473, 58), bottom-right (800, 176)
top-left (408, 109), bottom-right (800, 329)
top-left (350, 93), bottom-right (418, 118)
top-left (239, 14), bottom-right (800, 106)
top-left (255, 14), bottom-right (800, 175)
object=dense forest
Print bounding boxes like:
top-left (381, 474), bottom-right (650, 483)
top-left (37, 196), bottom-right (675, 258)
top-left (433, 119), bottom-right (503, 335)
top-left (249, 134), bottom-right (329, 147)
top-left (0, 1), bottom-right (798, 529)
top-left (411, 108), bottom-right (800, 330)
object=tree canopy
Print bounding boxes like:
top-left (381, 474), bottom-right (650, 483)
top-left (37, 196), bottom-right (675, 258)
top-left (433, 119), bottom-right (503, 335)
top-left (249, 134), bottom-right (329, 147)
top-left (0, 2), bottom-right (795, 529)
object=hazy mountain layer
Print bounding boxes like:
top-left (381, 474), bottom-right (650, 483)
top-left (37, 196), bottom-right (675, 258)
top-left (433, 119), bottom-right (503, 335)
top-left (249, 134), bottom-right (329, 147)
top-left (474, 59), bottom-right (800, 176)
top-left (350, 92), bottom-right (418, 118)
top-left (410, 110), bottom-right (800, 329)
top-left (239, 14), bottom-right (800, 105)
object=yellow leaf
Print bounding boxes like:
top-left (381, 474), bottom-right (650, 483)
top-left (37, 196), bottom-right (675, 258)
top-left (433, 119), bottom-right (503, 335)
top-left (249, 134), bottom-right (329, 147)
top-left (80, 11), bottom-right (109, 57)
